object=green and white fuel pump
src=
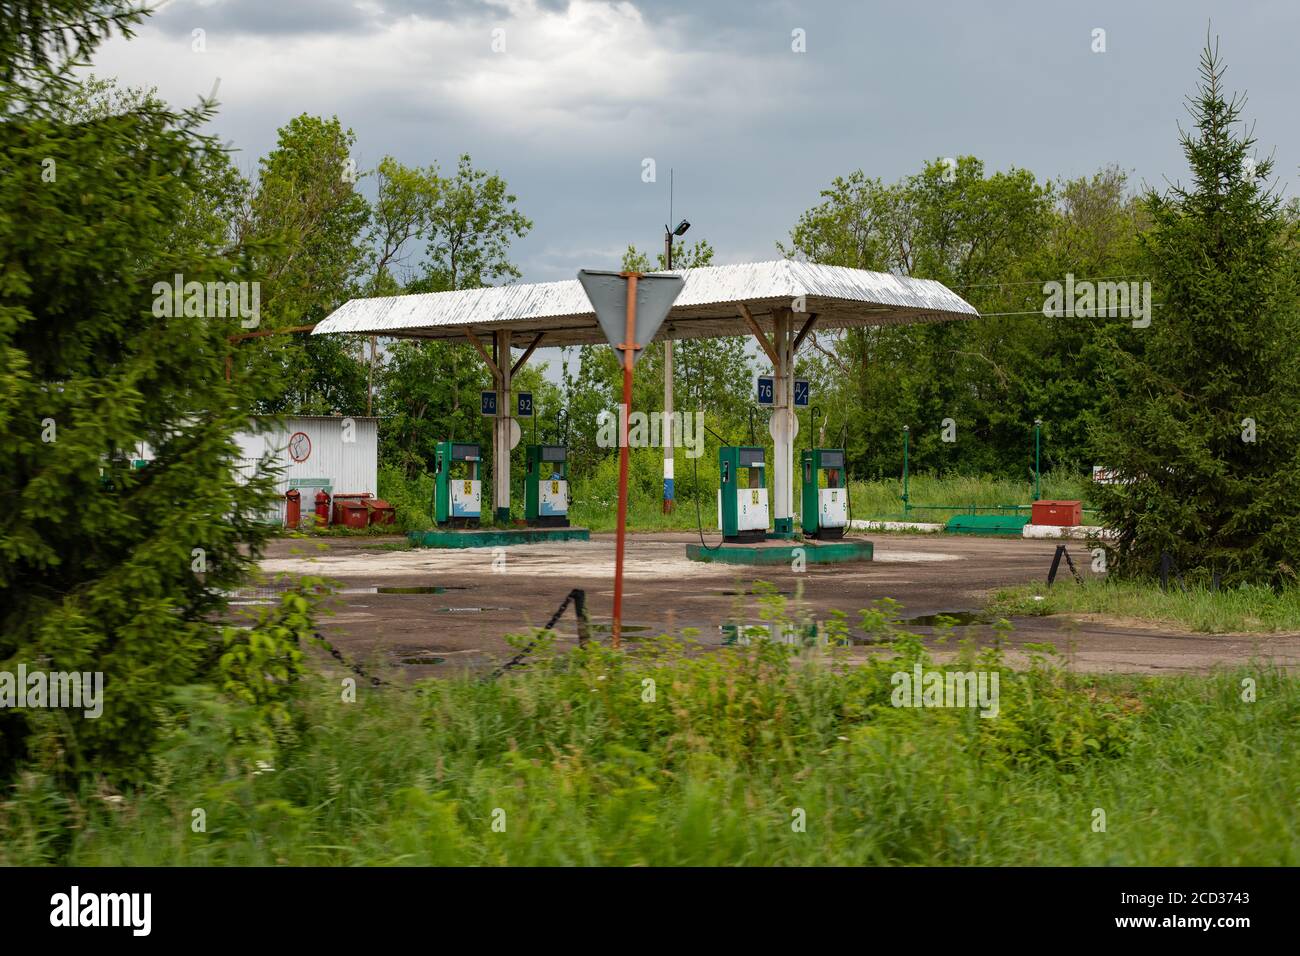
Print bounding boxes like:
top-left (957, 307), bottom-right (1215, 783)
top-left (800, 447), bottom-right (848, 539)
top-left (524, 444), bottom-right (569, 527)
top-left (434, 440), bottom-right (481, 527)
top-left (717, 446), bottom-right (770, 543)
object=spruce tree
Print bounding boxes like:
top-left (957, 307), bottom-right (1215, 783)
top-left (1090, 39), bottom-right (1300, 586)
top-left (1, 3), bottom-right (280, 778)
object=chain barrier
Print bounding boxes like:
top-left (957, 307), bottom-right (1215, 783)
top-left (1049, 547), bottom-right (1223, 591)
top-left (310, 588), bottom-right (591, 685)
top-left (313, 631), bottom-right (389, 686)
top-left (1046, 544), bottom-right (1084, 585)
top-left (489, 588), bottom-right (590, 680)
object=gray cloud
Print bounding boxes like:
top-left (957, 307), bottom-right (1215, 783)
top-left (149, 0), bottom-right (378, 36)
top-left (112, 0), bottom-right (1298, 293)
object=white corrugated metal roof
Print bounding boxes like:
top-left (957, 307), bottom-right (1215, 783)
top-left (249, 415), bottom-right (381, 422)
top-left (312, 259), bottom-right (978, 347)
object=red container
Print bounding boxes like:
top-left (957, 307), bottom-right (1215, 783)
top-left (1031, 499), bottom-right (1082, 526)
top-left (366, 498), bottom-right (396, 527)
top-left (285, 489), bottom-right (301, 528)
top-left (335, 500), bottom-right (370, 530)
top-left (314, 490), bottom-right (331, 527)
top-left (332, 493), bottom-right (373, 525)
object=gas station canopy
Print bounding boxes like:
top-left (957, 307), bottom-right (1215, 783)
top-left (312, 259), bottom-right (978, 345)
top-left (312, 259), bottom-right (978, 530)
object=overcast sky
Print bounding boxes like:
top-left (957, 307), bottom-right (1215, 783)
top-left (91, 0), bottom-right (1298, 376)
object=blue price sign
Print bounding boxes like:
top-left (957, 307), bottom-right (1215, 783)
top-left (794, 379), bottom-right (810, 407)
top-left (757, 376), bottom-right (774, 406)
top-left (517, 392), bottom-right (533, 417)
top-left (480, 391), bottom-right (497, 417)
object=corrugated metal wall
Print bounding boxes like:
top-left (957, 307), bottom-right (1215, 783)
top-left (235, 417), bottom-right (379, 525)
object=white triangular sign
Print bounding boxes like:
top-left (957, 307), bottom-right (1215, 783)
top-left (578, 270), bottom-right (685, 366)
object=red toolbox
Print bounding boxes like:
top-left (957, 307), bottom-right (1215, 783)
top-left (366, 498), bottom-right (396, 527)
top-left (1030, 499), bottom-right (1082, 526)
top-left (334, 500), bottom-right (370, 530)
top-left (332, 493), bottom-right (373, 530)
top-left (332, 494), bottom-right (374, 522)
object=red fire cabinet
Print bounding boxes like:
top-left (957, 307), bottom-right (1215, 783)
top-left (1031, 500), bottom-right (1082, 526)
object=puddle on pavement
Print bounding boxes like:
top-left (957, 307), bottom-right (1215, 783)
top-left (717, 588), bottom-right (792, 597)
top-left (436, 606), bottom-right (510, 613)
top-left (903, 611), bottom-right (991, 628)
top-left (720, 622), bottom-right (820, 646)
top-left (228, 584), bottom-right (471, 603)
top-left (340, 585), bottom-right (472, 595)
top-left (399, 656), bottom-right (447, 665)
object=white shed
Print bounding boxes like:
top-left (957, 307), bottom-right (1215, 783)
top-left (235, 416), bottom-right (380, 525)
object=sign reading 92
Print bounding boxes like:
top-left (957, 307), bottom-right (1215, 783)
top-left (756, 376), bottom-right (774, 405)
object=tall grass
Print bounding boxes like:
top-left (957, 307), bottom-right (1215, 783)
top-left (992, 579), bottom-right (1300, 633)
top-left (848, 472), bottom-right (1093, 523)
top-left (3, 600), bottom-right (1295, 866)
top-left (377, 465), bottom-right (436, 531)
top-left (568, 469), bottom-right (1094, 532)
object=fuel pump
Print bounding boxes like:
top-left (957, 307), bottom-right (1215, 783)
top-left (524, 444), bottom-right (569, 527)
top-left (434, 440), bottom-right (481, 527)
top-left (800, 447), bottom-right (848, 539)
top-left (717, 446), bottom-right (770, 543)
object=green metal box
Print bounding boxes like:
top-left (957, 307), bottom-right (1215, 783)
top-left (944, 513), bottom-right (1030, 536)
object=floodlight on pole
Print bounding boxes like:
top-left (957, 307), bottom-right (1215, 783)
top-left (663, 221), bottom-right (690, 269)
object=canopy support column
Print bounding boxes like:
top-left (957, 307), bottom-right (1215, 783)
top-left (771, 308), bottom-right (795, 535)
top-left (493, 329), bottom-right (513, 523)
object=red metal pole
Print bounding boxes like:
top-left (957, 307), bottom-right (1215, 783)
top-left (612, 273), bottom-right (639, 650)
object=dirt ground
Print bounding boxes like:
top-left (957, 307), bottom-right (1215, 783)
top-left (250, 531), bottom-right (1300, 679)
